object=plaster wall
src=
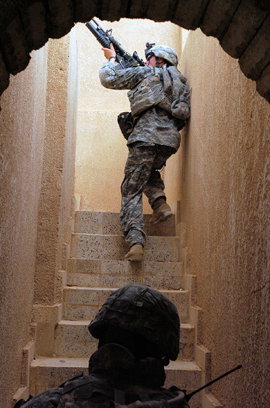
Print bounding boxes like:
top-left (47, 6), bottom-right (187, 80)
top-left (0, 31), bottom-right (79, 405)
top-left (55, 28), bottom-right (79, 296)
top-left (166, 28), bottom-right (270, 407)
top-left (34, 33), bottom-right (78, 306)
top-left (74, 19), bottom-right (182, 213)
top-left (0, 46), bottom-right (48, 407)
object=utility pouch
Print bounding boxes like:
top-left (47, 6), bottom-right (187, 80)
top-left (117, 112), bottom-right (134, 140)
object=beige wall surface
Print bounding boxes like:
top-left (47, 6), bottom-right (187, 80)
top-left (173, 29), bottom-right (270, 407)
top-left (0, 31), bottom-right (78, 406)
top-left (34, 34), bottom-right (78, 306)
top-left (56, 28), bottom-right (79, 280)
top-left (74, 19), bottom-right (182, 213)
top-left (0, 46), bottom-right (48, 407)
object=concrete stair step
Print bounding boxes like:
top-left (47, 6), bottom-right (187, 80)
top-left (67, 259), bottom-right (183, 290)
top-left (30, 357), bottom-right (201, 406)
top-left (54, 320), bottom-right (195, 361)
top-left (70, 234), bottom-right (179, 262)
top-left (74, 211), bottom-right (176, 237)
top-left (62, 287), bottom-right (190, 323)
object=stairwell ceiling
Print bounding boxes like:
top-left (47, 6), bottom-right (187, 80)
top-left (0, 0), bottom-right (269, 102)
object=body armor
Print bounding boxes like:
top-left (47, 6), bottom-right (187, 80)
top-left (127, 69), bottom-right (165, 117)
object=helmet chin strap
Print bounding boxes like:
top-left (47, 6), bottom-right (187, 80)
top-left (156, 57), bottom-right (164, 68)
top-left (155, 57), bottom-right (166, 68)
top-left (155, 57), bottom-right (162, 68)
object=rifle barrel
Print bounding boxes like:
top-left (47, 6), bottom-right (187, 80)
top-left (85, 21), bottom-right (111, 49)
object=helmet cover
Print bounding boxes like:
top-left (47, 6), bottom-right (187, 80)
top-left (88, 284), bottom-right (180, 361)
top-left (146, 45), bottom-right (178, 66)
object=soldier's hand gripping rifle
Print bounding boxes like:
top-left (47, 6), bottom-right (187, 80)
top-left (85, 18), bottom-right (145, 69)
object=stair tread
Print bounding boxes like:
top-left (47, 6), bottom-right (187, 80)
top-left (31, 357), bottom-right (89, 368)
top-left (167, 360), bottom-right (201, 371)
top-left (57, 319), bottom-right (194, 329)
top-left (31, 357), bottom-right (200, 371)
top-left (63, 286), bottom-right (188, 293)
top-left (68, 258), bottom-right (182, 263)
top-left (72, 232), bottom-right (177, 238)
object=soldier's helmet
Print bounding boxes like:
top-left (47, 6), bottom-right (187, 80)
top-left (146, 45), bottom-right (178, 66)
top-left (88, 284), bottom-right (180, 362)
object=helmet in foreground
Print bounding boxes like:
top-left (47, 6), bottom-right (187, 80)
top-left (145, 45), bottom-right (179, 66)
top-left (88, 284), bottom-right (180, 362)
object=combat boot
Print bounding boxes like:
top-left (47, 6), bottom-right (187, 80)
top-left (150, 200), bottom-right (172, 224)
top-left (125, 243), bottom-right (144, 261)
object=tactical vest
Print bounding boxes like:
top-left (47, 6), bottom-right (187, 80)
top-left (127, 69), bottom-right (169, 117)
top-left (58, 373), bottom-right (188, 408)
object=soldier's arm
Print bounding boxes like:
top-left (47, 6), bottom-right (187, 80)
top-left (99, 63), bottom-right (153, 90)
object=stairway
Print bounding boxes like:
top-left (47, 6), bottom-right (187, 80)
top-left (30, 210), bottom-right (202, 408)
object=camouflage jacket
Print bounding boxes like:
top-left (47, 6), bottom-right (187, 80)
top-left (18, 344), bottom-right (190, 408)
top-left (99, 62), bottom-right (190, 151)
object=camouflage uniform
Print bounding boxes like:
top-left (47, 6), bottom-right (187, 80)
top-left (120, 141), bottom-right (175, 246)
top-left (99, 61), bottom-right (189, 247)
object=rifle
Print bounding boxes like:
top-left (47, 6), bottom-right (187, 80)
top-left (85, 18), bottom-right (145, 69)
top-left (168, 364), bottom-right (242, 406)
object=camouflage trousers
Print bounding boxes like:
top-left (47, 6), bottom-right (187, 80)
top-left (120, 142), bottom-right (175, 247)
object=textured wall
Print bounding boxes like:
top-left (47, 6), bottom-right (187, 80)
top-left (75, 19), bottom-right (182, 213)
top-left (56, 27), bottom-right (79, 278)
top-left (0, 31), bottom-right (79, 407)
top-left (0, 46), bottom-right (48, 407)
top-left (34, 33), bottom-right (78, 305)
top-left (169, 28), bottom-right (270, 407)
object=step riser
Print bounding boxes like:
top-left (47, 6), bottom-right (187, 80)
top-left (54, 322), bottom-right (194, 361)
top-left (62, 288), bottom-right (114, 321)
top-left (165, 369), bottom-right (201, 408)
top-left (30, 365), bottom-right (89, 397)
top-left (62, 288), bottom-right (190, 323)
top-left (75, 211), bottom-right (176, 237)
top-left (71, 234), bottom-right (179, 263)
top-left (67, 259), bottom-right (183, 290)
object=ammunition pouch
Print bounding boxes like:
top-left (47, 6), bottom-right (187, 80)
top-left (117, 112), bottom-right (134, 140)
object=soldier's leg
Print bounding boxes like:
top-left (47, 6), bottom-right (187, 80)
top-left (120, 143), bottom-right (156, 252)
top-left (143, 169), bottom-right (166, 208)
top-left (144, 146), bottom-right (175, 224)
